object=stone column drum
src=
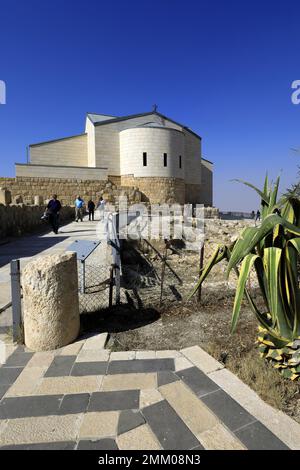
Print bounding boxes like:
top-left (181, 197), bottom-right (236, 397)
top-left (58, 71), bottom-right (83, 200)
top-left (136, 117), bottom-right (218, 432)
top-left (0, 187), bottom-right (12, 205)
top-left (22, 252), bottom-right (80, 351)
top-left (34, 195), bottom-right (43, 206)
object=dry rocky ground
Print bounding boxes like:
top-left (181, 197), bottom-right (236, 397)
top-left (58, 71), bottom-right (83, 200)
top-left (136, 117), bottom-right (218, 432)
top-left (82, 218), bottom-right (300, 423)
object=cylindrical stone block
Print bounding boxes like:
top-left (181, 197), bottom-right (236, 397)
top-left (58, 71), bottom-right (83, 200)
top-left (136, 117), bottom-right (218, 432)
top-left (34, 195), bottom-right (43, 206)
top-left (0, 187), bottom-right (12, 205)
top-left (22, 252), bottom-right (80, 351)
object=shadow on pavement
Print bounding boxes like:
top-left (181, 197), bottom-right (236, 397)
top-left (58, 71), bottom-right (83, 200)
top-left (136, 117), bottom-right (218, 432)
top-left (0, 235), bottom-right (69, 267)
top-left (80, 304), bottom-right (161, 335)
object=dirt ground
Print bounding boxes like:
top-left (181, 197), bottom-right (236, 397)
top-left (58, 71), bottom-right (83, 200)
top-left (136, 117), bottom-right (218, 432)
top-left (82, 219), bottom-right (300, 423)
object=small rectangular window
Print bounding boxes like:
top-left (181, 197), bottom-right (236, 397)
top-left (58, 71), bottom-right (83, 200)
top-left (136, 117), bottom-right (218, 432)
top-left (143, 152), bottom-right (147, 166)
top-left (163, 153), bottom-right (167, 167)
top-left (179, 155), bottom-right (182, 169)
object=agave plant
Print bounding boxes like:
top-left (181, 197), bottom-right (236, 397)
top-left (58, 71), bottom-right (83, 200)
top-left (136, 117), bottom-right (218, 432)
top-left (189, 175), bottom-right (300, 380)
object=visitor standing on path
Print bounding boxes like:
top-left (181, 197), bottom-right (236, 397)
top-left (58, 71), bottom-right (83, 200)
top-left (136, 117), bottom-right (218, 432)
top-left (75, 196), bottom-right (85, 222)
top-left (255, 209), bottom-right (261, 225)
top-left (47, 194), bottom-right (61, 234)
top-left (97, 196), bottom-right (106, 220)
top-left (88, 199), bottom-right (95, 221)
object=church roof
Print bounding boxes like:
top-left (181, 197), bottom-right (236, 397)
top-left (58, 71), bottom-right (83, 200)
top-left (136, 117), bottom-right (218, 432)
top-left (86, 111), bottom-right (202, 140)
top-left (87, 113), bottom-right (117, 124)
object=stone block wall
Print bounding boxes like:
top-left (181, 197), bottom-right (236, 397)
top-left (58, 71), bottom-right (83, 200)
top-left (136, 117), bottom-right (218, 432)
top-left (0, 204), bottom-right (74, 239)
top-left (108, 175), bottom-right (121, 186)
top-left (0, 176), bottom-right (141, 209)
top-left (0, 174), bottom-right (213, 210)
top-left (204, 206), bottom-right (219, 219)
top-left (121, 175), bottom-right (186, 204)
top-left (0, 177), bottom-right (110, 206)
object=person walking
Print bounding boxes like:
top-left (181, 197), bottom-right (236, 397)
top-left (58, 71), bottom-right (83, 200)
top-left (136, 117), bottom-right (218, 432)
top-left (255, 209), bottom-right (261, 225)
top-left (88, 199), bottom-right (95, 221)
top-left (47, 194), bottom-right (61, 234)
top-left (75, 195), bottom-right (85, 222)
top-left (97, 196), bottom-right (105, 220)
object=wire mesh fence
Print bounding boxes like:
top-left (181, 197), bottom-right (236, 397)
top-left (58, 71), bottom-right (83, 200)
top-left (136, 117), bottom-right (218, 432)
top-left (119, 239), bottom-right (184, 308)
top-left (77, 242), bottom-right (113, 313)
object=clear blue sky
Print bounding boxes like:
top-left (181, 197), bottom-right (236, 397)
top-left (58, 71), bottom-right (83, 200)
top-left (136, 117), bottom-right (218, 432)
top-left (0, 0), bottom-right (299, 211)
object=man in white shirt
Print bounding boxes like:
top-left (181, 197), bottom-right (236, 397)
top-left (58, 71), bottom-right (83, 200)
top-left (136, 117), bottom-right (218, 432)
top-left (97, 196), bottom-right (105, 220)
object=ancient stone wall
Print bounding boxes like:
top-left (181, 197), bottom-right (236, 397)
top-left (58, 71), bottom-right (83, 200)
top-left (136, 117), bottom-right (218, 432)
top-left (121, 175), bottom-right (186, 204)
top-left (0, 204), bottom-right (74, 239)
top-left (108, 175), bottom-right (121, 186)
top-left (0, 174), bottom-right (214, 210)
top-left (0, 177), bottom-right (115, 206)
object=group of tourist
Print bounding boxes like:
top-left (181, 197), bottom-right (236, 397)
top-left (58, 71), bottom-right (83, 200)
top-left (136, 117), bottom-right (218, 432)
top-left (43, 194), bottom-right (106, 234)
top-left (251, 209), bottom-right (261, 223)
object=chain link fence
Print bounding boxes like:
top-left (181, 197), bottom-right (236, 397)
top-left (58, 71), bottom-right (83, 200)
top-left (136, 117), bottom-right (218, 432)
top-left (76, 241), bottom-right (113, 314)
top-left (119, 238), bottom-right (184, 308)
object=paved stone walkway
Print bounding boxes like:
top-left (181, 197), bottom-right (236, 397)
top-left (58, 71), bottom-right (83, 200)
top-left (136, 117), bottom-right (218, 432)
top-left (0, 339), bottom-right (296, 450)
top-left (0, 215), bottom-right (109, 340)
top-left (0, 215), bottom-right (104, 312)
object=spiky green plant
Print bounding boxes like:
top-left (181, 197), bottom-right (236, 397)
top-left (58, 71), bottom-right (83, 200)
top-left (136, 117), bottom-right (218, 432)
top-left (189, 175), bottom-right (300, 380)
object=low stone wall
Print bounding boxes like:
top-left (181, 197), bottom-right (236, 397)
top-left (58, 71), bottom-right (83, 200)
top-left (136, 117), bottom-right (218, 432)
top-left (204, 207), bottom-right (219, 219)
top-left (0, 175), bottom-right (216, 212)
top-left (121, 175), bottom-right (186, 204)
top-left (0, 204), bottom-right (74, 239)
top-left (0, 177), bottom-right (110, 206)
top-left (0, 177), bottom-right (140, 206)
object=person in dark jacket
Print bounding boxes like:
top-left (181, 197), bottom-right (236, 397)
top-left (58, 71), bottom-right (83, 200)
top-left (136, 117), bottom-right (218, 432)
top-left (47, 194), bottom-right (61, 234)
top-left (88, 199), bottom-right (95, 221)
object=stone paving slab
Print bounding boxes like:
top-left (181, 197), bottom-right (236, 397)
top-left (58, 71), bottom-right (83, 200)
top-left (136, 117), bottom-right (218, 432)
top-left (142, 400), bottom-right (202, 450)
top-left (45, 356), bottom-right (77, 377)
top-left (0, 395), bottom-right (62, 419)
top-left (79, 411), bottom-right (119, 439)
top-left (0, 441), bottom-right (76, 450)
top-left (107, 358), bottom-right (175, 374)
top-left (6, 366), bottom-right (48, 396)
top-left (88, 390), bottom-right (140, 412)
top-left (201, 389), bottom-right (257, 432)
top-left (71, 362), bottom-right (108, 377)
top-left (0, 343), bottom-right (296, 450)
top-left (0, 414), bottom-right (82, 445)
top-left (58, 393), bottom-right (90, 415)
top-left (102, 373), bottom-right (157, 391)
top-left (77, 438), bottom-right (118, 450)
top-left (117, 410), bottom-right (145, 435)
top-left (176, 366), bottom-right (220, 397)
top-left (35, 376), bottom-right (103, 395)
top-left (116, 424), bottom-right (161, 450)
top-left (208, 367), bottom-right (300, 449)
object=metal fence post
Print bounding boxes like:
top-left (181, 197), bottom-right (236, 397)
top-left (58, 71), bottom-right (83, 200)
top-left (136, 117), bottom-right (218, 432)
top-left (197, 243), bottom-right (205, 302)
top-left (80, 260), bottom-right (85, 294)
top-left (111, 213), bottom-right (121, 305)
top-left (10, 259), bottom-right (22, 342)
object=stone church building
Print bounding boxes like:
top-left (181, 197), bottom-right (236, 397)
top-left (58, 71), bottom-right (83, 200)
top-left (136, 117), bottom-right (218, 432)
top-left (12, 110), bottom-right (213, 205)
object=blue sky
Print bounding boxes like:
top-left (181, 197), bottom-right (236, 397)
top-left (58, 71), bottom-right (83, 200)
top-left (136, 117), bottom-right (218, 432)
top-left (0, 0), bottom-right (299, 211)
